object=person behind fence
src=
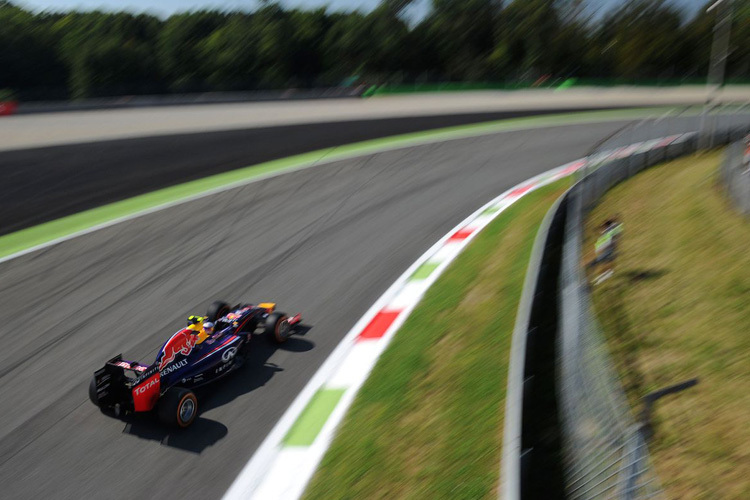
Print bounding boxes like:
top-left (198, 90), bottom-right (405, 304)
top-left (590, 216), bottom-right (623, 284)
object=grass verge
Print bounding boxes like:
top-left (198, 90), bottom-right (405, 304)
top-left (303, 180), bottom-right (570, 500)
top-left (586, 150), bottom-right (750, 499)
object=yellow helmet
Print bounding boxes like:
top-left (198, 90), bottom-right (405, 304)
top-left (187, 315), bottom-right (204, 326)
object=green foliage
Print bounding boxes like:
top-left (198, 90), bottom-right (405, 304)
top-left (158, 11), bottom-right (226, 91)
top-left (0, 3), bottom-right (66, 98)
top-left (52, 12), bottom-right (162, 97)
top-left (0, 88), bottom-right (17, 101)
top-left (1, 0), bottom-right (749, 99)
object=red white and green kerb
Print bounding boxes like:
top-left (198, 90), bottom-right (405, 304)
top-left (223, 132), bottom-right (692, 500)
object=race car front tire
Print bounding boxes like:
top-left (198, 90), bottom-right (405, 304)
top-left (207, 300), bottom-right (231, 322)
top-left (265, 312), bottom-right (291, 343)
top-left (157, 387), bottom-right (198, 428)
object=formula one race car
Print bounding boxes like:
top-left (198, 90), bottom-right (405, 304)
top-left (89, 300), bottom-right (302, 427)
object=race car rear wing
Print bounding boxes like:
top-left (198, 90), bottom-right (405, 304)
top-left (91, 354), bottom-right (136, 409)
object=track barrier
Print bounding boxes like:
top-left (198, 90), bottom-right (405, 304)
top-left (503, 106), bottom-right (750, 499)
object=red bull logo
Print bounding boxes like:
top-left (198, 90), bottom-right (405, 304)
top-left (158, 329), bottom-right (197, 371)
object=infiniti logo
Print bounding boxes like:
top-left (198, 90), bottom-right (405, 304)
top-left (222, 347), bottom-right (238, 363)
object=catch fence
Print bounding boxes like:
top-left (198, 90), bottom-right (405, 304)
top-left (720, 135), bottom-right (750, 215)
top-left (503, 105), bottom-right (750, 500)
top-left (558, 107), bottom-right (750, 499)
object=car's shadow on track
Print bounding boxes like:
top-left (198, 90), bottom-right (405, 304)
top-left (121, 415), bottom-right (228, 453)
top-left (200, 326), bottom-right (314, 413)
top-left (118, 325), bottom-right (314, 453)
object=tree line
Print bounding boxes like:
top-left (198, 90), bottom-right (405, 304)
top-left (1, 0), bottom-right (749, 100)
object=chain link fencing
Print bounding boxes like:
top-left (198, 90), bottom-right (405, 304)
top-left (556, 106), bottom-right (750, 499)
top-left (502, 105), bottom-right (750, 500)
top-left (720, 135), bottom-right (750, 215)
top-left (559, 185), bottom-right (663, 499)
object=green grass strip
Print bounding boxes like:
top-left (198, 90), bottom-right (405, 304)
top-left (303, 180), bottom-right (570, 500)
top-left (283, 388), bottom-right (346, 447)
top-left (0, 105), bottom-right (715, 261)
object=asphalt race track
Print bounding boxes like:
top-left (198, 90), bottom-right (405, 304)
top-left (1, 108), bottom-right (627, 236)
top-left (0, 119), bottom-right (652, 498)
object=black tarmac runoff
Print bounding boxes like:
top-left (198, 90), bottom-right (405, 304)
top-left (0, 107), bottom-right (633, 236)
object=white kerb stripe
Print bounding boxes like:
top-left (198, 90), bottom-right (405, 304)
top-left (386, 281), bottom-right (431, 310)
top-left (427, 241), bottom-right (465, 264)
top-left (327, 341), bottom-right (383, 390)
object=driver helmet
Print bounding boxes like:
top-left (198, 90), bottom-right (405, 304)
top-left (203, 321), bottom-right (215, 336)
top-left (187, 315), bottom-right (203, 326)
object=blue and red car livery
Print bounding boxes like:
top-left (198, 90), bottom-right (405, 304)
top-left (89, 300), bottom-right (302, 427)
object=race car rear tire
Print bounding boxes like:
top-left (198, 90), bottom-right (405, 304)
top-left (88, 376), bottom-right (100, 407)
top-left (157, 387), bottom-right (198, 428)
top-left (265, 312), bottom-right (291, 343)
top-left (207, 300), bottom-right (231, 322)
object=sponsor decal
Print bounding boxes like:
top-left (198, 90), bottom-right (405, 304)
top-left (158, 329), bottom-right (197, 370)
top-left (134, 376), bottom-right (159, 395)
top-left (132, 373), bottom-right (161, 411)
top-left (114, 360), bottom-right (148, 372)
top-left (160, 359), bottom-right (188, 377)
top-left (132, 365), bottom-right (158, 386)
top-left (222, 347), bottom-right (239, 363)
top-left (215, 363), bottom-right (231, 375)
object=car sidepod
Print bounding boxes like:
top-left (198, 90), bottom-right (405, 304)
top-left (159, 334), bottom-right (244, 390)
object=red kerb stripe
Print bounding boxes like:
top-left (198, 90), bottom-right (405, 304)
top-left (509, 184), bottom-right (533, 197)
top-left (559, 163), bottom-right (581, 175)
top-left (448, 228), bottom-right (474, 242)
top-left (358, 311), bottom-right (401, 340)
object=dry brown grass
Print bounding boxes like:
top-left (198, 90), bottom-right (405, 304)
top-left (587, 150), bottom-right (750, 499)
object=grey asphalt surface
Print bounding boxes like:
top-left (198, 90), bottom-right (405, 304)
top-left (0, 121), bottom-right (629, 499)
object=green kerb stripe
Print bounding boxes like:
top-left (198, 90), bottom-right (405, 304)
top-left (411, 262), bottom-right (440, 281)
top-left (283, 388), bottom-right (346, 447)
top-left (482, 206), bottom-right (501, 216)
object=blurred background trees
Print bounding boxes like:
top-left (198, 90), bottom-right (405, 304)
top-left (0, 0), bottom-right (748, 100)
